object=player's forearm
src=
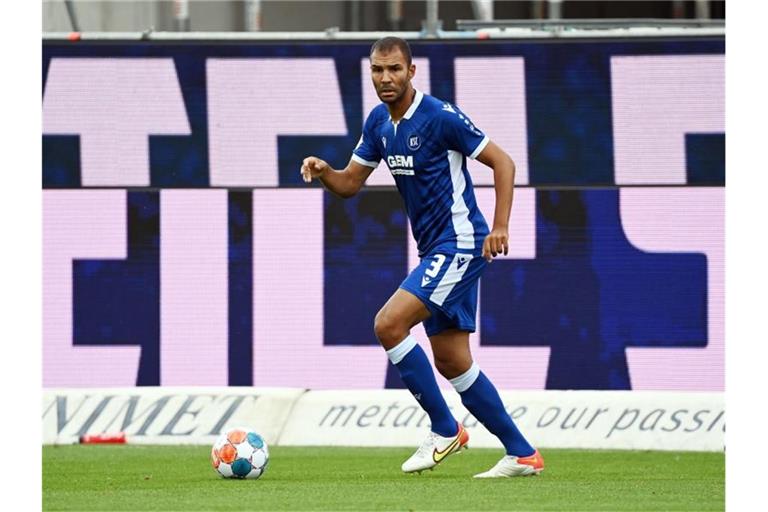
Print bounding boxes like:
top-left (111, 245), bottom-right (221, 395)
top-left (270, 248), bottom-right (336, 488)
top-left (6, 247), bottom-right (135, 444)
top-left (491, 158), bottom-right (516, 229)
top-left (318, 167), bottom-right (358, 198)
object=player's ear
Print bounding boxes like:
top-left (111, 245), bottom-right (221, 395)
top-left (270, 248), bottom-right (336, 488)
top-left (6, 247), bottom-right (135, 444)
top-left (408, 63), bottom-right (416, 80)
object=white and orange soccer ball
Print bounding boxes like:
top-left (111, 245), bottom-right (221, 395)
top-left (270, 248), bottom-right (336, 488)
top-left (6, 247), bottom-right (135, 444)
top-left (210, 427), bottom-right (269, 479)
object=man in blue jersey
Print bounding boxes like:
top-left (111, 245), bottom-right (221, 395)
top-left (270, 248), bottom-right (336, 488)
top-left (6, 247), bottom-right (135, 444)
top-left (301, 36), bottom-right (543, 478)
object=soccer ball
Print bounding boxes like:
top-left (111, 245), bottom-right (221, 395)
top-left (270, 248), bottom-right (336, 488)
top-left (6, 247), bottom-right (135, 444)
top-left (211, 427), bottom-right (269, 479)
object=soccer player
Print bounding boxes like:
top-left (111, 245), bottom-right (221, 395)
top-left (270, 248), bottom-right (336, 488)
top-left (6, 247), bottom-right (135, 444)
top-left (300, 36), bottom-right (543, 478)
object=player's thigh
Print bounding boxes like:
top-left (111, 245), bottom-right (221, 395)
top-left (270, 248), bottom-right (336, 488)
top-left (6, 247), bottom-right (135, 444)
top-left (429, 329), bottom-right (473, 379)
top-left (374, 288), bottom-right (431, 343)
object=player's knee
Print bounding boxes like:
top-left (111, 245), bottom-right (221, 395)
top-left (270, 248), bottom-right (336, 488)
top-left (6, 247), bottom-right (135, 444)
top-left (433, 354), bottom-right (466, 380)
top-left (373, 309), bottom-right (406, 348)
top-left (433, 356), bottom-right (454, 378)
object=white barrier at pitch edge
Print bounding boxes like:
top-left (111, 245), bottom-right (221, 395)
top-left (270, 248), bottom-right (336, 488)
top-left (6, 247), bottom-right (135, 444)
top-left (42, 387), bottom-right (305, 445)
top-left (42, 388), bottom-right (724, 451)
top-left (278, 390), bottom-right (724, 452)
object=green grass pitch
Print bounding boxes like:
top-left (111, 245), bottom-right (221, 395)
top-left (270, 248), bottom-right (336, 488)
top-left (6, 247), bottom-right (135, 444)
top-left (43, 445), bottom-right (724, 511)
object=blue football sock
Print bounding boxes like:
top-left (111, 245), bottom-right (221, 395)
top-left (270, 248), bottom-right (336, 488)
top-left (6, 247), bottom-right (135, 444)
top-left (386, 335), bottom-right (458, 438)
top-left (451, 363), bottom-right (535, 457)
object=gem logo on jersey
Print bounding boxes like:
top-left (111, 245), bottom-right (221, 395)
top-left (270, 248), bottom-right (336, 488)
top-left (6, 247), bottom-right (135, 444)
top-left (386, 155), bottom-right (415, 175)
top-left (387, 155), bottom-right (412, 167)
top-left (408, 134), bottom-right (421, 150)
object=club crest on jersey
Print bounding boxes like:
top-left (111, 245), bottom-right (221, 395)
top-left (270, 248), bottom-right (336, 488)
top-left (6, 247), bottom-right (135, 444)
top-left (408, 134), bottom-right (421, 150)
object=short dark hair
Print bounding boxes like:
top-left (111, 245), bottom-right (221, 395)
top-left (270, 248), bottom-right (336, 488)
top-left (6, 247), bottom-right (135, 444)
top-left (369, 36), bottom-right (412, 66)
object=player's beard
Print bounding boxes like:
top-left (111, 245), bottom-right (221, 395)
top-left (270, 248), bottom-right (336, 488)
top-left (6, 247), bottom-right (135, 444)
top-left (377, 84), bottom-right (405, 104)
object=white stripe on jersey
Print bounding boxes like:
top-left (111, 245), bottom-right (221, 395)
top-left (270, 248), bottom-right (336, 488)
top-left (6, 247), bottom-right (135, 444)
top-left (447, 150), bottom-right (475, 250)
top-left (469, 135), bottom-right (490, 160)
top-left (429, 253), bottom-right (474, 306)
top-left (351, 153), bottom-right (380, 168)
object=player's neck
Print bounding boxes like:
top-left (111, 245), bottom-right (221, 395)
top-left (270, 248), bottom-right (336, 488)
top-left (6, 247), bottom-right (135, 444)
top-left (388, 87), bottom-right (416, 124)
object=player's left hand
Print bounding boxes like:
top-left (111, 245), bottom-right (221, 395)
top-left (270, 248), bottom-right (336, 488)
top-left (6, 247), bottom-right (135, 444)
top-left (482, 228), bottom-right (509, 262)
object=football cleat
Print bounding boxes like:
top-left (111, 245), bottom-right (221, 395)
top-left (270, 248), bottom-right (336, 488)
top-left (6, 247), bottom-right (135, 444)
top-left (473, 449), bottom-right (544, 478)
top-left (402, 423), bottom-right (469, 473)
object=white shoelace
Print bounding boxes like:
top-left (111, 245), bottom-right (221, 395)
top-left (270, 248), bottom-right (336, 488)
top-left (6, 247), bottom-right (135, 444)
top-left (485, 456), bottom-right (512, 473)
top-left (494, 457), bottom-right (511, 470)
top-left (414, 432), bottom-right (439, 457)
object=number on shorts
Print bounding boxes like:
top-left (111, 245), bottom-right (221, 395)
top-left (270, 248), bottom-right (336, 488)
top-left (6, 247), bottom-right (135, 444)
top-left (425, 254), bottom-right (446, 278)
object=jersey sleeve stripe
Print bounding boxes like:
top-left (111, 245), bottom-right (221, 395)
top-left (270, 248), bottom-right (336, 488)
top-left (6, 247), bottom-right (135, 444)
top-left (351, 154), bottom-right (380, 168)
top-left (468, 135), bottom-right (490, 160)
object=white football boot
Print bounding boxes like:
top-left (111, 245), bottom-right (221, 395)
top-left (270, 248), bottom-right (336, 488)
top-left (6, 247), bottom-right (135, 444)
top-left (401, 423), bottom-right (469, 474)
top-left (473, 449), bottom-right (544, 478)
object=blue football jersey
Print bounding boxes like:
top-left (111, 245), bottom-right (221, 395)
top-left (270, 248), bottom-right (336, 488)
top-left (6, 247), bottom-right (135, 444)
top-left (352, 90), bottom-right (491, 256)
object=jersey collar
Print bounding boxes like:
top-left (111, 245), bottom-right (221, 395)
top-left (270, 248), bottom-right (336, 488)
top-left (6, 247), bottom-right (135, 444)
top-left (390, 89), bottom-right (424, 123)
top-left (403, 89), bottom-right (424, 120)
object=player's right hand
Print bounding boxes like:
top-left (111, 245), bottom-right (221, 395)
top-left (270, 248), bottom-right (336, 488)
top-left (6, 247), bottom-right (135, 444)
top-left (301, 156), bottom-right (330, 183)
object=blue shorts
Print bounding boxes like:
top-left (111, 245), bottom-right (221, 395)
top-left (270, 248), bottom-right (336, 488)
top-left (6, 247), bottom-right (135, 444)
top-left (399, 243), bottom-right (489, 337)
